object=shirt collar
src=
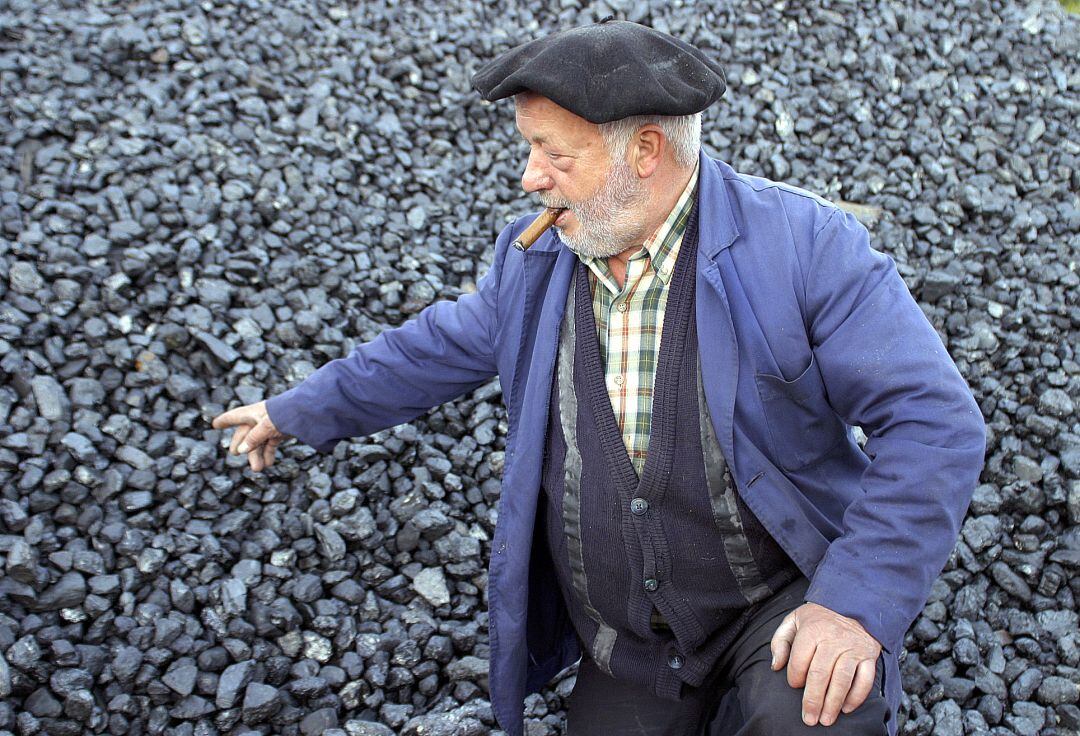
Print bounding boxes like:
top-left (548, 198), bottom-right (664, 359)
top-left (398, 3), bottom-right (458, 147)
top-left (581, 161), bottom-right (699, 293)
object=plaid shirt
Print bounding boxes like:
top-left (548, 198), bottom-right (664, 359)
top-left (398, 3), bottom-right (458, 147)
top-left (579, 163), bottom-right (699, 475)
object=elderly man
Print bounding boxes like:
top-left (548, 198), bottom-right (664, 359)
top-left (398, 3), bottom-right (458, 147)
top-left (213, 20), bottom-right (986, 736)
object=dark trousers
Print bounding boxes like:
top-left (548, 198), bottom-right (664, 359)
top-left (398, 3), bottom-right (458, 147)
top-left (565, 577), bottom-right (889, 735)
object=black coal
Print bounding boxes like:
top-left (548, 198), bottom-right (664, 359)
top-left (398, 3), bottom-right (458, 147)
top-left (1, 1), bottom-right (1077, 735)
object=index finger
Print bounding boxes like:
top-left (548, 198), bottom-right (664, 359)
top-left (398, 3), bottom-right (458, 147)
top-left (211, 406), bottom-right (257, 430)
top-left (785, 627), bottom-right (818, 689)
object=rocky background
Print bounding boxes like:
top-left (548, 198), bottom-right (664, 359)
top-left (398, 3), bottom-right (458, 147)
top-left (1, 0), bottom-right (1078, 734)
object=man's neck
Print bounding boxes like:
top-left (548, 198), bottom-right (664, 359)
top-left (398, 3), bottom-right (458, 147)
top-left (606, 163), bottom-right (695, 290)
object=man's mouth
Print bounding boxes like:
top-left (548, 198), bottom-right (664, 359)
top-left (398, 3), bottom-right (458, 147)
top-left (554, 209), bottom-right (570, 227)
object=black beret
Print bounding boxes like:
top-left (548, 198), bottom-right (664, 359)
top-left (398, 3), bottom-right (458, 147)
top-left (471, 19), bottom-right (726, 124)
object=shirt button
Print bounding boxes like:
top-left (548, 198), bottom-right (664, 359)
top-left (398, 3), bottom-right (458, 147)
top-left (630, 498), bottom-right (649, 515)
top-left (614, 374), bottom-right (624, 386)
top-left (617, 302), bottom-right (628, 312)
top-left (643, 578), bottom-right (658, 592)
top-left (668, 653), bottom-right (684, 670)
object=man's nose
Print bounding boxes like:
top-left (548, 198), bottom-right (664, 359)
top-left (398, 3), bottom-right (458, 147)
top-left (521, 149), bottom-right (553, 194)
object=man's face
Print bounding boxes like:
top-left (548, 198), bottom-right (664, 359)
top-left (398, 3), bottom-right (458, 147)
top-left (514, 94), bottom-right (649, 258)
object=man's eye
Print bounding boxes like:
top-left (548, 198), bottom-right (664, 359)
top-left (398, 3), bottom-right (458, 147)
top-left (546, 152), bottom-right (563, 160)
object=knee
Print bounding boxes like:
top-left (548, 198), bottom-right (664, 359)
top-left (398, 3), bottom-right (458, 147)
top-left (738, 681), bottom-right (815, 734)
top-left (733, 669), bottom-right (887, 735)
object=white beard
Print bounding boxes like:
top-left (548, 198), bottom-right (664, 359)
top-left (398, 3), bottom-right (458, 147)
top-left (541, 159), bottom-right (651, 259)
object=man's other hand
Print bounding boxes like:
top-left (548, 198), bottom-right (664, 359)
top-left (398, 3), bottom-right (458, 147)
top-left (211, 400), bottom-right (291, 473)
top-left (769, 601), bottom-right (882, 727)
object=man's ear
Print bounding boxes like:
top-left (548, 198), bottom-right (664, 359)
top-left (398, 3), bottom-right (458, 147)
top-left (629, 125), bottom-right (665, 178)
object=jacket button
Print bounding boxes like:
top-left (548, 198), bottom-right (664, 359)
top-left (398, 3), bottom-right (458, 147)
top-left (667, 653), bottom-right (684, 670)
top-left (630, 498), bottom-right (649, 515)
top-left (643, 578), bottom-right (658, 592)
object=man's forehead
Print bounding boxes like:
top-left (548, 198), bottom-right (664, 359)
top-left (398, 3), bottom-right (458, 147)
top-left (514, 93), bottom-right (595, 135)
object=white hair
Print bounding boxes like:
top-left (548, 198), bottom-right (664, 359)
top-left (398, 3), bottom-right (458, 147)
top-left (598, 113), bottom-right (701, 168)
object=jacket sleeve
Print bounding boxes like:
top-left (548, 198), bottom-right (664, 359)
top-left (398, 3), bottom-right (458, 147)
top-left (263, 225), bottom-right (512, 454)
top-left (800, 207), bottom-right (987, 654)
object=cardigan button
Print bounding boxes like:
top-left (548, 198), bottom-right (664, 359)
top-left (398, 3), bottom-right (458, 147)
top-left (667, 652), bottom-right (684, 670)
top-left (630, 498), bottom-right (649, 515)
top-left (643, 578), bottom-right (658, 592)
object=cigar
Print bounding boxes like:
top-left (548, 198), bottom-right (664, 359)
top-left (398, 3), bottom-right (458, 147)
top-left (512, 207), bottom-right (566, 252)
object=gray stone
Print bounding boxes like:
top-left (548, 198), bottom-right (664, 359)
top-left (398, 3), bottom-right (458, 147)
top-left (217, 660), bottom-right (256, 709)
top-left (931, 699), bottom-right (963, 736)
top-left (302, 631), bottom-right (332, 663)
top-left (331, 579), bottom-right (365, 604)
top-left (922, 270), bottom-right (961, 301)
top-left (64, 689), bottom-right (95, 720)
top-left (193, 329), bottom-right (241, 365)
top-left (445, 655), bottom-right (488, 683)
top-left (344, 719), bottom-right (396, 736)
top-left (165, 373), bottom-right (204, 402)
top-left (1037, 675), bottom-right (1080, 705)
top-left (292, 573), bottom-right (323, 603)
top-left (407, 206), bottom-right (427, 230)
top-left (31, 375), bottom-right (69, 421)
top-left (9, 261), bottom-right (45, 294)
top-left (231, 559), bottom-right (262, 585)
top-left (5, 631), bottom-right (41, 670)
top-left (50, 667), bottom-right (93, 695)
top-left (171, 694), bottom-right (216, 719)
top-left (5, 539), bottom-right (36, 583)
top-left (972, 665), bottom-right (1007, 699)
top-left (222, 577), bottom-right (247, 616)
top-left (26, 687), bottom-right (62, 718)
top-left (62, 64), bottom-right (92, 84)
top-left (961, 515), bottom-right (1001, 553)
top-left (1010, 668), bottom-right (1043, 701)
top-left (33, 571), bottom-right (86, 611)
top-left (162, 661), bottom-right (198, 696)
top-left (61, 432), bottom-right (97, 462)
top-left (1013, 456), bottom-right (1043, 483)
top-left (989, 562), bottom-right (1032, 602)
top-left (242, 682), bottom-right (281, 723)
top-left (111, 646), bottom-right (143, 682)
top-left (400, 715), bottom-right (462, 736)
top-left (412, 567), bottom-right (451, 607)
top-left (315, 523), bottom-right (347, 561)
top-left (1038, 388), bottom-right (1074, 419)
top-left (300, 707), bottom-right (339, 735)
top-left (1004, 701), bottom-right (1045, 735)
top-left (115, 444), bottom-right (154, 470)
top-left (69, 377), bottom-right (105, 407)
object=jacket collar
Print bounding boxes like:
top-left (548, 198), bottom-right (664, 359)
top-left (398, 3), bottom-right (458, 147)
top-left (695, 150), bottom-right (741, 259)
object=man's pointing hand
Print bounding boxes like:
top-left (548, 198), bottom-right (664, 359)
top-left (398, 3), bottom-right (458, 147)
top-left (211, 400), bottom-right (291, 473)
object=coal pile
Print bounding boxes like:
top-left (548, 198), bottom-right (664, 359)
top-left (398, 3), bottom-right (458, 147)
top-left (0, 0), bottom-right (1077, 734)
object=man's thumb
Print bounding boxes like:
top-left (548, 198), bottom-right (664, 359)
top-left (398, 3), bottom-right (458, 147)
top-left (770, 611), bottom-right (797, 670)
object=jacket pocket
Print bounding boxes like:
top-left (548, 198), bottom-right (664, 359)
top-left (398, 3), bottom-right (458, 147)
top-left (754, 353), bottom-right (845, 472)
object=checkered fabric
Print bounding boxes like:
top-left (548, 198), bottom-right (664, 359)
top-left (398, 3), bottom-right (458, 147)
top-left (579, 163), bottom-right (699, 475)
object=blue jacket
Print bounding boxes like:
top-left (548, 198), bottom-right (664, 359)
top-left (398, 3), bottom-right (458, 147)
top-left (266, 152), bottom-right (987, 735)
